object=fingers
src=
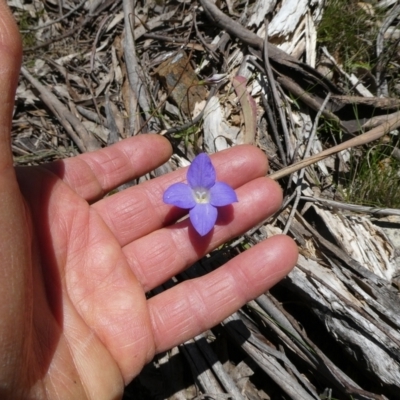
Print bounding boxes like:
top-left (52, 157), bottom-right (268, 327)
top-left (93, 144), bottom-right (269, 246)
top-left (148, 235), bottom-right (298, 353)
top-left (123, 176), bottom-right (283, 292)
top-left (42, 134), bottom-right (172, 201)
top-left (0, 1), bottom-right (22, 172)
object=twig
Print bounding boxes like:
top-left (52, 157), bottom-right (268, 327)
top-left (20, 0), bottom-right (87, 32)
top-left (303, 94), bottom-right (332, 167)
top-left (300, 196), bottom-right (400, 217)
top-left (321, 47), bottom-right (373, 97)
top-left (199, 0), bottom-right (338, 93)
top-left (275, 74), bottom-right (342, 128)
top-left (132, 9), bottom-right (178, 41)
top-left (24, 0), bottom-right (121, 52)
top-left (200, 0), bottom-right (345, 132)
top-left (90, 14), bottom-right (112, 72)
top-left (21, 67), bottom-right (101, 152)
top-left (25, 15), bottom-right (91, 53)
top-left (260, 83), bottom-right (286, 164)
top-left (13, 149), bottom-right (69, 164)
top-left (123, 0), bottom-right (159, 133)
top-left (376, 3), bottom-right (400, 96)
top-left (76, 106), bottom-right (107, 127)
top-left (105, 93), bottom-right (120, 146)
top-left (193, 10), bottom-right (219, 62)
top-left (263, 19), bottom-right (291, 164)
top-left (282, 93), bottom-right (331, 234)
top-left (269, 111), bottom-right (400, 180)
top-left (141, 33), bottom-right (203, 51)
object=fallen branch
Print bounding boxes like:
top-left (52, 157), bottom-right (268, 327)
top-left (300, 196), bottom-right (400, 217)
top-left (269, 111), bottom-right (400, 180)
top-left (21, 67), bottom-right (101, 152)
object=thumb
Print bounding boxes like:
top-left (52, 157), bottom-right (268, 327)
top-left (0, 0), bottom-right (22, 170)
top-left (0, 3), bottom-right (33, 394)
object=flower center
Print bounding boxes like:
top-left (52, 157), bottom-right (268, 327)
top-left (193, 187), bottom-right (210, 204)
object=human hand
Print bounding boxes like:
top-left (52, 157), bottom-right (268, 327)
top-left (0, 2), bottom-right (298, 399)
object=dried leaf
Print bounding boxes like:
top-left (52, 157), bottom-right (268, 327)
top-left (232, 76), bottom-right (256, 145)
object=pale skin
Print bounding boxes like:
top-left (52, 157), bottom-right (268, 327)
top-left (0, 2), bottom-right (298, 399)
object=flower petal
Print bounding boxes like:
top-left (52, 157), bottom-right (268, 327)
top-left (189, 203), bottom-right (217, 236)
top-left (209, 182), bottom-right (238, 206)
top-left (187, 153), bottom-right (216, 189)
top-left (163, 183), bottom-right (196, 209)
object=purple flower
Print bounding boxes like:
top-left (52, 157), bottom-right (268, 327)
top-left (163, 153), bottom-right (238, 236)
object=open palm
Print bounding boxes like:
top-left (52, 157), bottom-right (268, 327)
top-left (0, 3), bottom-right (298, 399)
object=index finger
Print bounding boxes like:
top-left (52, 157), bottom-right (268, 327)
top-left (42, 134), bottom-right (173, 201)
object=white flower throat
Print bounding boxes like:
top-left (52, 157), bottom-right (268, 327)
top-left (193, 187), bottom-right (210, 204)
